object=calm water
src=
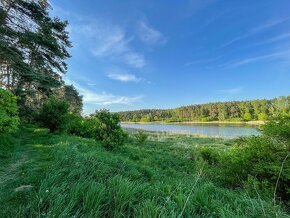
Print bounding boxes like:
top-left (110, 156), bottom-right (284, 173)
top-left (121, 123), bottom-right (260, 138)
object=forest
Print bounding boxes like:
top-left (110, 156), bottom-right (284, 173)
top-left (118, 96), bottom-right (290, 122)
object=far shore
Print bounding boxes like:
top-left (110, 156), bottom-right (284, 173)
top-left (121, 120), bottom-right (265, 126)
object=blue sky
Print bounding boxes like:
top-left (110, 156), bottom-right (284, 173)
top-left (51, 0), bottom-right (290, 114)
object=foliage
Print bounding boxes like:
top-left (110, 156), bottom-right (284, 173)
top-left (243, 112), bottom-right (252, 121)
top-left (261, 115), bottom-right (290, 141)
top-left (198, 116), bottom-right (290, 203)
top-left (0, 127), bottom-right (288, 217)
top-left (37, 98), bottom-right (69, 132)
top-left (0, 89), bottom-right (19, 134)
top-left (134, 130), bottom-right (148, 144)
top-left (199, 147), bottom-right (220, 165)
top-left (66, 114), bottom-right (99, 138)
top-left (118, 96), bottom-right (290, 122)
top-left (219, 136), bottom-right (289, 201)
top-left (0, 0), bottom-right (72, 115)
top-left (67, 110), bottom-right (127, 149)
top-left (53, 85), bottom-right (83, 114)
top-left (93, 109), bottom-right (127, 149)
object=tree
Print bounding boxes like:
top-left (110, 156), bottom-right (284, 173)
top-left (54, 85), bottom-right (83, 114)
top-left (243, 112), bottom-right (252, 121)
top-left (37, 98), bottom-right (69, 132)
top-left (0, 88), bottom-right (19, 134)
top-left (0, 0), bottom-right (72, 114)
top-left (261, 115), bottom-right (290, 141)
top-left (94, 109), bottom-right (127, 149)
top-left (117, 96), bottom-right (290, 122)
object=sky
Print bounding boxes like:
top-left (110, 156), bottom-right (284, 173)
top-left (50, 0), bottom-right (290, 114)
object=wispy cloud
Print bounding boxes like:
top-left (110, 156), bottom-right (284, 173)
top-left (66, 15), bottom-right (146, 68)
top-left (82, 90), bottom-right (143, 106)
top-left (220, 17), bottom-right (290, 48)
top-left (137, 21), bottom-right (166, 45)
top-left (87, 24), bottom-right (146, 68)
top-left (219, 87), bottom-right (243, 94)
top-left (122, 52), bottom-right (146, 68)
top-left (64, 77), bottom-right (143, 106)
top-left (107, 72), bottom-right (141, 82)
top-left (246, 32), bottom-right (290, 48)
top-left (220, 49), bottom-right (290, 69)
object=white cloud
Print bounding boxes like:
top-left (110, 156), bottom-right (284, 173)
top-left (90, 25), bottom-right (146, 68)
top-left (82, 90), bottom-right (143, 106)
top-left (137, 21), bottom-right (166, 45)
top-left (50, 4), bottom-right (148, 68)
top-left (69, 19), bottom-right (146, 68)
top-left (92, 28), bottom-right (131, 57)
top-left (107, 73), bottom-right (141, 82)
top-left (123, 52), bottom-right (146, 68)
top-left (64, 77), bottom-right (143, 106)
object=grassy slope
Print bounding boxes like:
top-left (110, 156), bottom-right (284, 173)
top-left (0, 127), bottom-right (288, 217)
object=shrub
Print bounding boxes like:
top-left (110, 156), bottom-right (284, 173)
top-left (0, 89), bottom-right (19, 134)
top-left (134, 130), bottom-right (148, 144)
top-left (94, 109), bottom-right (127, 149)
top-left (201, 116), bottom-right (290, 203)
top-left (199, 147), bottom-right (220, 165)
top-left (217, 136), bottom-right (290, 202)
top-left (261, 115), bottom-right (290, 141)
top-left (37, 98), bottom-right (69, 132)
top-left (66, 115), bottom-right (99, 138)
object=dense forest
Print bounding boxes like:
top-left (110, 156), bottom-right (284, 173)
top-left (118, 96), bottom-right (290, 122)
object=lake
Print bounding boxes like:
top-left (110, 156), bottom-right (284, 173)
top-left (121, 123), bottom-right (260, 138)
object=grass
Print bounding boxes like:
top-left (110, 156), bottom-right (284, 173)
top-left (0, 127), bottom-right (289, 217)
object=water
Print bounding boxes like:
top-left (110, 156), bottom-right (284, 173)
top-left (121, 123), bottom-right (260, 138)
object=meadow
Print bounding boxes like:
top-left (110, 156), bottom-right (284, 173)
top-left (0, 126), bottom-right (289, 217)
top-left (1, 1), bottom-right (290, 217)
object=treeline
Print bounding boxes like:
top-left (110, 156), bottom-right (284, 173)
top-left (118, 96), bottom-right (290, 122)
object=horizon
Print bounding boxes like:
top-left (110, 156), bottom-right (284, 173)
top-left (51, 0), bottom-right (290, 114)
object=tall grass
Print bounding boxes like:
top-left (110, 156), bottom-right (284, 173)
top-left (0, 128), bottom-right (289, 217)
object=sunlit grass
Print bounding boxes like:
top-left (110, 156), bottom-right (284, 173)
top-left (0, 127), bottom-right (289, 217)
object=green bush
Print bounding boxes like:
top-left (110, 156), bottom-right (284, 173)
top-left (37, 98), bottom-right (69, 132)
top-left (66, 110), bottom-right (127, 149)
top-left (200, 116), bottom-right (290, 203)
top-left (66, 114), bottom-right (99, 138)
top-left (0, 89), bottom-right (19, 134)
top-left (94, 109), bottom-right (127, 149)
top-left (199, 147), bottom-right (220, 165)
top-left (134, 130), bottom-right (148, 144)
top-left (261, 115), bottom-right (290, 141)
top-left (215, 136), bottom-right (290, 202)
